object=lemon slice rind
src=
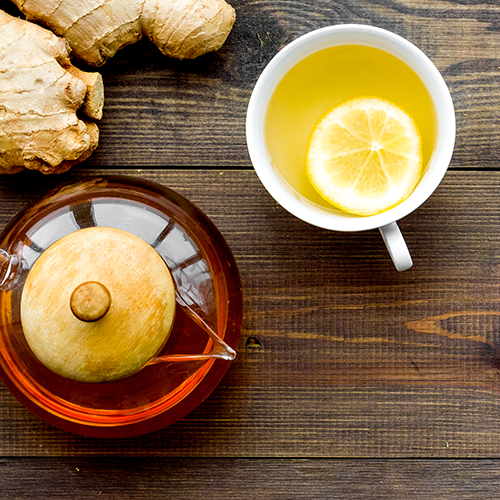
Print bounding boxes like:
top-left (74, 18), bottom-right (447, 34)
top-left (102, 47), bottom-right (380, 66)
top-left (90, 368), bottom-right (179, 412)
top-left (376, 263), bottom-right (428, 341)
top-left (306, 97), bottom-right (422, 216)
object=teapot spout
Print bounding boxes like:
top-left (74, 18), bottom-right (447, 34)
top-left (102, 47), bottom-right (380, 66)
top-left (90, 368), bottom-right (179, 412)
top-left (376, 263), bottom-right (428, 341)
top-left (151, 349), bottom-right (236, 364)
top-left (149, 291), bottom-right (237, 365)
top-left (0, 249), bottom-right (20, 290)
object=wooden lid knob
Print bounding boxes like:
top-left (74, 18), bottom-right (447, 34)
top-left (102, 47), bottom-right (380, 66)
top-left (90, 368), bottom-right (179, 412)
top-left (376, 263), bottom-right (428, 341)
top-left (70, 281), bottom-right (111, 322)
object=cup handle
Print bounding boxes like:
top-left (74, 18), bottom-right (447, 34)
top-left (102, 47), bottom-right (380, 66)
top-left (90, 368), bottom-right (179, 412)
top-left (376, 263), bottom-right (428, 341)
top-left (378, 222), bottom-right (413, 271)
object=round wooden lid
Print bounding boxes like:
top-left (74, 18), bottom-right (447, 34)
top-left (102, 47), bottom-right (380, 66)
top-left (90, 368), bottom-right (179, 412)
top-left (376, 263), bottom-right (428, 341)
top-left (20, 227), bottom-right (176, 383)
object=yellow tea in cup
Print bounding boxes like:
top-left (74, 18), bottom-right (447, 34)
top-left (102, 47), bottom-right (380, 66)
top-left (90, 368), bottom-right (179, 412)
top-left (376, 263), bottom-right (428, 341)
top-left (264, 44), bottom-right (438, 213)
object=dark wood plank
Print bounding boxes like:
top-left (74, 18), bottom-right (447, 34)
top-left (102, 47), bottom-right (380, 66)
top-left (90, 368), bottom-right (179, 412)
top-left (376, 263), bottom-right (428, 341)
top-left (2, 458), bottom-right (500, 499)
top-left (0, 169), bottom-right (499, 457)
top-left (0, 0), bottom-right (498, 169)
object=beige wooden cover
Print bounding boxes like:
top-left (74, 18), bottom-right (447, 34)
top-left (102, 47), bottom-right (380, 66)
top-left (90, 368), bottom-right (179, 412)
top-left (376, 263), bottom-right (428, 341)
top-left (21, 226), bottom-right (176, 383)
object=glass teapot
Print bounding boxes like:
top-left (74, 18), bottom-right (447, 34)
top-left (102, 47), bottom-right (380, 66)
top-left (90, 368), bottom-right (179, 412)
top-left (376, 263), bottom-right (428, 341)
top-left (0, 175), bottom-right (243, 437)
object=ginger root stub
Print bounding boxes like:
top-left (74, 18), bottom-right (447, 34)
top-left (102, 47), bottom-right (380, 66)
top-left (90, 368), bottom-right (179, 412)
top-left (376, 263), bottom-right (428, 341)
top-left (12, 0), bottom-right (236, 67)
top-left (0, 10), bottom-right (104, 174)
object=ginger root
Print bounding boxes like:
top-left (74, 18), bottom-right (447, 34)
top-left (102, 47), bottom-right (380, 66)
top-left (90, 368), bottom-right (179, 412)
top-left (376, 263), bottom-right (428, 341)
top-left (0, 10), bottom-right (104, 174)
top-left (11, 0), bottom-right (236, 67)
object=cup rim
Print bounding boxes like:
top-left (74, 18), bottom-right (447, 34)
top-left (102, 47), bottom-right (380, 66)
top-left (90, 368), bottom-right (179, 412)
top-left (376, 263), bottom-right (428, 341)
top-left (246, 24), bottom-right (456, 232)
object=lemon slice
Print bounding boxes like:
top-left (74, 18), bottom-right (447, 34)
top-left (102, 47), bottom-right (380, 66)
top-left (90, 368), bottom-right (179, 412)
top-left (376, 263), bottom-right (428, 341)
top-left (306, 97), bottom-right (422, 216)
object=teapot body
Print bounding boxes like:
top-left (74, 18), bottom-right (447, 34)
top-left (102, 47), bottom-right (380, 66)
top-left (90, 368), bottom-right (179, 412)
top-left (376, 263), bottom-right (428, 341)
top-left (0, 176), bottom-right (242, 437)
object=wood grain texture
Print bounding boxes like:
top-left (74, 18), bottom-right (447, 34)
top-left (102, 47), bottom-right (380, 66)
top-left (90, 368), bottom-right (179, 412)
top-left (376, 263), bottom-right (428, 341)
top-left (0, 0), bottom-right (499, 169)
top-left (0, 0), bottom-right (499, 493)
top-left (2, 458), bottom-right (500, 499)
top-left (0, 169), bottom-right (499, 457)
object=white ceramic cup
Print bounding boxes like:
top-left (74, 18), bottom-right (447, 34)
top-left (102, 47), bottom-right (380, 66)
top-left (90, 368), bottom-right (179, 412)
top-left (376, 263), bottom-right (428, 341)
top-left (246, 24), bottom-right (456, 271)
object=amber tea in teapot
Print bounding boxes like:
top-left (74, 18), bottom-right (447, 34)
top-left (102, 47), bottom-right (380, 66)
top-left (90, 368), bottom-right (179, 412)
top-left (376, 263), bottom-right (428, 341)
top-left (0, 176), bottom-right (243, 437)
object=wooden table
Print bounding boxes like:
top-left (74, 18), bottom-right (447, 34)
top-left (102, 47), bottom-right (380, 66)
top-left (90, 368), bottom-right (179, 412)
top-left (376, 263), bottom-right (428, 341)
top-left (1, 0), bottom-right (500, 497)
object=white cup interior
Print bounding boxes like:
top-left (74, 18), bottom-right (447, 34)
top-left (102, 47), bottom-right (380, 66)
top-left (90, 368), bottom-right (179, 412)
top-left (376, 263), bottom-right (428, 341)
top-left (246, 25), bottom-right (456, 232)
